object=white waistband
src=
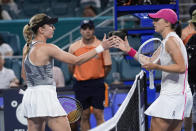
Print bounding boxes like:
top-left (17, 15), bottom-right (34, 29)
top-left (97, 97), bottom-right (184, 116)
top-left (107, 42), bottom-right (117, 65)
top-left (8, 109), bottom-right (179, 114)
top-left (28, 85), bottom-right (56, 89)
top-left (19, 85), bottom-right (56, 96)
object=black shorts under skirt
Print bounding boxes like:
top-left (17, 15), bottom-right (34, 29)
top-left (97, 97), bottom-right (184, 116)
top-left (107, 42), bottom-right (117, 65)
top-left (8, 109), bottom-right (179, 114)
top-left (73, 78), bottom-right (105, 110)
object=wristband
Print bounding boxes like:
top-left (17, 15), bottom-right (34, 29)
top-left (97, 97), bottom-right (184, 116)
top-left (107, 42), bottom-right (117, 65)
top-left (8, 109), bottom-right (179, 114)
top-left (128, 48), bottom-right (137, 57)
top-left (95, 45), bottom-right (104, 54)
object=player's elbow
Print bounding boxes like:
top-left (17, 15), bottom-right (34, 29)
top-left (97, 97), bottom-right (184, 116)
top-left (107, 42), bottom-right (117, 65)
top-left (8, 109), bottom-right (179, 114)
top-left (178, 65), bottom-right (186, 74)
top-left (75, 61), bottom-right (83, 65)
top-left (179, 69), bottom-right (186, 73)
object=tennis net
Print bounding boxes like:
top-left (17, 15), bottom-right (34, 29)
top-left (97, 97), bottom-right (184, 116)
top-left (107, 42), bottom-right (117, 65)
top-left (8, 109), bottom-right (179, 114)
top-left (89, 71), bottom-right (147, 131)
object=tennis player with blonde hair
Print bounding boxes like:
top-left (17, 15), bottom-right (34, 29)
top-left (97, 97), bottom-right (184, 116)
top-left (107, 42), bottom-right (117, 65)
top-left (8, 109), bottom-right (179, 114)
top-left (21, 13), bottom-right (114, 131)
top-left (113, 9), bottom-right (193, 131)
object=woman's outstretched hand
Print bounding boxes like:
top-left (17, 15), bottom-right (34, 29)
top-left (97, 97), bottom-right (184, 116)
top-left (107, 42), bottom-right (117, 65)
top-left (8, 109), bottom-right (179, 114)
top-left (112, 36), bottom-right (131, 53)
top-left (101, 34), bottom-right (116, 50)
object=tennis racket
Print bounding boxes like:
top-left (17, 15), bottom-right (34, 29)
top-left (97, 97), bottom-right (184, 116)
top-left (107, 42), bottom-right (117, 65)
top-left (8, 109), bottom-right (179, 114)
top-left (58, 96), bottom-right (83, 123)
top-left (137, 38), bottom-right (163, 89)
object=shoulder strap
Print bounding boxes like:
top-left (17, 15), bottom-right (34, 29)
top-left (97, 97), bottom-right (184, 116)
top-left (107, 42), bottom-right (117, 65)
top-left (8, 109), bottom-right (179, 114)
top-left (27, 41), bottom-right (39, 58)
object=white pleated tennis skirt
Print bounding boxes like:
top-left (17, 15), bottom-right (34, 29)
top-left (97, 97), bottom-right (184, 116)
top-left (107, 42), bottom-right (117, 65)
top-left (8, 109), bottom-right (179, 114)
top-left (145, 92), bottom-right (193, 120)
top-left (21, 85), bottom-right (67, 118)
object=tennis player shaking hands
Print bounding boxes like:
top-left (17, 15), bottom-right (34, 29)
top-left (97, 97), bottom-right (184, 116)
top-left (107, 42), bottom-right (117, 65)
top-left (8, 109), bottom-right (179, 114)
top-left (113, 9), bottom-right (193, 131)
top-left (21, 13), bottom-right (115, 131)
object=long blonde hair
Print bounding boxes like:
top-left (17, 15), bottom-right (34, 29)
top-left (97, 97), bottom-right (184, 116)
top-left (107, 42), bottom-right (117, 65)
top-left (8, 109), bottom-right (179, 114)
top-left (23, 13), bottom-right (47, 57)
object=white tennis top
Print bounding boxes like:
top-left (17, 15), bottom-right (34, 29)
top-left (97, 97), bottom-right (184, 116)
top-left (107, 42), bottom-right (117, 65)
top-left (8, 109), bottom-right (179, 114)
top-left (160, 32), bottom-right (191, 95)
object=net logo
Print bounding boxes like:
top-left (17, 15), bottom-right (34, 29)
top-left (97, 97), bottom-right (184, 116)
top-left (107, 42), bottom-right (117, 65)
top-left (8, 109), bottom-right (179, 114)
top-left (11, 100), bottom-right (18, 108)
top-left (11, 100), bottom-right (28, 126)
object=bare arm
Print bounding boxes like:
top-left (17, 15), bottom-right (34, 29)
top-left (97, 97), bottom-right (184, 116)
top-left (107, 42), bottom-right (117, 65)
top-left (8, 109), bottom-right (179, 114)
top-left (104, 65), bottom-right (112, 77)
top-left (21, 44), bottom-right (27, 81)
top-left (48, 35), bottom-right (114, 65)
top-left (68, 63), bottom-right (75, 75)
top-left (10, 78), bottom-right (19, 88)
top-left (112, 36), bottom-right (150, 64)
top-left (138, 46), bottom-right (162, 65)
top-left (68, 45), bottom-right (75, 75)
top-left (103, 49), bottom-right (112, 77)
top-left (48, 44), bottom-right (98, 65)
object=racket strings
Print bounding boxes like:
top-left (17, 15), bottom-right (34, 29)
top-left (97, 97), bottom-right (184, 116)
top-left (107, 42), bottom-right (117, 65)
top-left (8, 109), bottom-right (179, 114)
top-left (59, 97), bottom-right (83, 123)
top-left (138, 38), bottom-right (163, 89)
top-left (151, 45), bottom-right (162, 62)
top-left (68, 101), bottom-right (83, 123)
top-left (59, 98), bottom-right (77, 113)
top-left (139, 40), bottom-right (163, 64)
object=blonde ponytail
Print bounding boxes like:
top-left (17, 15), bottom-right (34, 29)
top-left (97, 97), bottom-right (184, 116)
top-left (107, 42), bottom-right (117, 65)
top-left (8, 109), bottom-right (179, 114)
top-left (23, 24), bottom-right (33, 57)
top-left (22, 13), bottom-right (48, 57)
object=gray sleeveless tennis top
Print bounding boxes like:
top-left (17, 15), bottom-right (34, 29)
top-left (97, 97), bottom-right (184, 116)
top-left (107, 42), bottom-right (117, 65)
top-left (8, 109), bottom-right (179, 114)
top-left (24, 41), bottom-right (55, 87)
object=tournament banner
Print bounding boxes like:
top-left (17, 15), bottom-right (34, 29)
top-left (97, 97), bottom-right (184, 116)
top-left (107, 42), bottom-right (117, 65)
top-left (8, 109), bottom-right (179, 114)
top-left (3, 88), bottom-right (27, 131)
top-left (3, 88), bottom-right (72, 131)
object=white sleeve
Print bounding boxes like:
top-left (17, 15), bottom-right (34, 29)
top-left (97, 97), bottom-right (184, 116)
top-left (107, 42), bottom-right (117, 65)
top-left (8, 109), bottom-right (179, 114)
top-left (8, 70), bottom-right (17, 82)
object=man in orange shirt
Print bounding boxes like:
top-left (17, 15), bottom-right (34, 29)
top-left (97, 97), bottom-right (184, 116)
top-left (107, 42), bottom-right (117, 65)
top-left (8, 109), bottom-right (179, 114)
top-left (181, 5), bottom-right (196, 45)
top-left (184, 9), bottom-right (196, 131)
top-left (68, 20), bottom-right (112, 131)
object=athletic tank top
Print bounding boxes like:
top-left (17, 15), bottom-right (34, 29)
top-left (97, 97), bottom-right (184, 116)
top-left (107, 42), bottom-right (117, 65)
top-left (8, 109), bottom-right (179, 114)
top-left (24, 41), bottom-right (55, 87)
top-left (160, 32), bottom-right (191, 95)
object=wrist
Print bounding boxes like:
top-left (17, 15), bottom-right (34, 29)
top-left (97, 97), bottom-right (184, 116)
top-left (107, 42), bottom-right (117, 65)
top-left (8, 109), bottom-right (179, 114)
top-left (155, 64), bottom-right (160, 70)
top-left (128, 48), bottom-right (137, 57)
top-left (95, 45), bottom-right (104, 54)
top-left (125, 47), bottom-right (131, 53)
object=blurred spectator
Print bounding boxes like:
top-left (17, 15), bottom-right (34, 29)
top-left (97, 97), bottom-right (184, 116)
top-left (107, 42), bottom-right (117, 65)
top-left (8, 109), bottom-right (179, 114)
top-left (117, 0), bottom-right (143, 5)
top-left (80, 0), bottom-right (101, 8)
top-left (181, 5), bottom-right (196, 44)
top-left (83, 5), bottom-right (97, 17)
top-left (0, 0), bottom-right (20, 15)
top-left (53, 66), bottom-right (65, 88)
top-left (189, 5), bottom-right (196, 18)
top-left (183, 9), bottom-right (196, 131)
top-left (0, 4), bottom-right (11, 20)
top-left (158, 0), bottom-right (173, 4)
top-left (0, 53), bottom-right (19, 89)
top-left (100, 0), bottom-right (109, 10)
top-left (0, 34), bottom-right (13, 56)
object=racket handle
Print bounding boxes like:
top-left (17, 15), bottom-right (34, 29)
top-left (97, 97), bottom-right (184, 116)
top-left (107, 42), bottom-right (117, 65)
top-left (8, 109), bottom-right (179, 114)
top-left (149, 71), bottom-right (155, 89)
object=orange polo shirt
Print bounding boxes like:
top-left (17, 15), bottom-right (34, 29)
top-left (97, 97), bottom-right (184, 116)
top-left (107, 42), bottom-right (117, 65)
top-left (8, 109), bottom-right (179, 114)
top-left (183, 32), bottom-right (196, 45)
top-left (69, 37), bottom-right (112, 81)
top-left (182, 24), bottom-right (196, 45)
